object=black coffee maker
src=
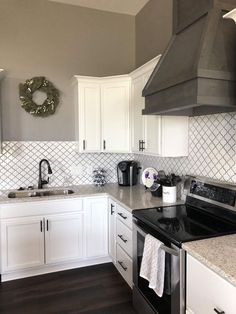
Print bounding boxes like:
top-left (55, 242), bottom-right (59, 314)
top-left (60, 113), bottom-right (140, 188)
top-left (117, 161), bottom-right (139, 186)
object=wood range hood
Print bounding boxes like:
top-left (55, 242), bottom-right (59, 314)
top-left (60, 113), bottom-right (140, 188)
top-left (142, 0), bottom-right (236, 116)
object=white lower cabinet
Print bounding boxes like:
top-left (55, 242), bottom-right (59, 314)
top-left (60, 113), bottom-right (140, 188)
top-left (84, 197), bottom-right (108, 258)
top-left (1, 216), bottom-right (45, 272)
top-left (0, 196), bottom-right (134, 287)
top-left (108, 199), bottom-right (116, 263)
top-left (0, 197), bottom-right (111, 281)
top-left (186, 254), bottom-right (236, 314)
top-left (45, 213), bottom-right (84, 264)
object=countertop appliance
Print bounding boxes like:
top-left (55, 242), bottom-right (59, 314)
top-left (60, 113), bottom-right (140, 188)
top-left (117, 161), bottom-right (138, 186)
top-left (133, 178), bottom-right (236, 314)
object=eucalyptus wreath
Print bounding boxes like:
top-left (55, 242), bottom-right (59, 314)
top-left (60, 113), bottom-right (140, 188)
top-left (19, 76), bottom-right (60, 117)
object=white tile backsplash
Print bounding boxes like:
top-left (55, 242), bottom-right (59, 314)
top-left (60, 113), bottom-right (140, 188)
top-left (135, 113), bottom-right (236, 183)
top-left (0, 113), bottom-right (235, 190)
top-left (0, 142), bottom-right (134, 190)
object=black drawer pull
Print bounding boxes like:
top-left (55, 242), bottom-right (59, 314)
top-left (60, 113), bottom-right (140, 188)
top-left (214, 309), bottom-right (225, 314)
top-left (83, 140), bottom-right (86, 150)
top-left (118, 234), bottom-right (127, 243)
top-left (118, 261), bottom-right (127, 271)
top-left (118, 212), bottom-right (127, 220)
top-left (40, 220), bottom-right (43, 232)
top-left (46, 219), bottom-right (49, 231)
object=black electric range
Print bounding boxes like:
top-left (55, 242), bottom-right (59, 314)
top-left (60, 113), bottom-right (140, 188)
top-left (133, 179), bottom-right (236, 247)
top-left (132, 178), bottom-right (236, 314)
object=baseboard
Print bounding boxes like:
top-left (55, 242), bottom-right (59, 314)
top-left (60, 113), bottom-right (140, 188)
top-left (1, 256), bottom-right (112, 282)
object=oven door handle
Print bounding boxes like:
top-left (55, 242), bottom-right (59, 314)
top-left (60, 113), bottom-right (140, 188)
top-left (133, 218), bottom-right (179, 257)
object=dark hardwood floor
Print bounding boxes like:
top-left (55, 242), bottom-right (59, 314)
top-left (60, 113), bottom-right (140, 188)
top-left (0, 263), bottom-right (137, 314)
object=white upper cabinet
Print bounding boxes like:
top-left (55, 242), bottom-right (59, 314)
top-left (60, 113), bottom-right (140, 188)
top-left (74, 75), bottom-right (131, 153)
top-left (101, 77), bottom-right (130, 153)
top-left (130, 56), bottom-right (189, 157)
top-left (76, 79), bottom-right (101, 152)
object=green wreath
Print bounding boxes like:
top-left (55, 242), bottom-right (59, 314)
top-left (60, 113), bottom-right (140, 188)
top-left (19, 76), bottom-right (60, 117)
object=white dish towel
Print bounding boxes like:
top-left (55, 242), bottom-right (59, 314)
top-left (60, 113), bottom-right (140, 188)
top-left (140, 234), bottom-right (165, 297)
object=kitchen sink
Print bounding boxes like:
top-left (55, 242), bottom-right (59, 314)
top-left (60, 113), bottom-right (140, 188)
top-left (8, 189), bottom-right (74, 199)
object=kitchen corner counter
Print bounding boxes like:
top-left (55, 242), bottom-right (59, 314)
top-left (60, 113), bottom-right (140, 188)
top-left (0, 183), bottom-right (184, 212)
top-left (183, 234), bottom-right (236, 287)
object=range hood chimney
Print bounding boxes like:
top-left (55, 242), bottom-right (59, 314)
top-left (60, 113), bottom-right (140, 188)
top-left (142, 0), bottom-right (236, 116)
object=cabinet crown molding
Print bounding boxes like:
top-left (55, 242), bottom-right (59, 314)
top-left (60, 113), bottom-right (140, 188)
top-left (130, 55), bottom-right (162, 80)
top-left (223, 8), bottom-right (236, 23)
top-left (72, 54), bottom-right (162, 83)
top-left (73, 74), bottom-right (131, 84)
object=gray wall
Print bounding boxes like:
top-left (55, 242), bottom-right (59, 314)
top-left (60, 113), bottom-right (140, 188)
top-left (0, 0), bottom-right (135, 141)
top-left (135, 0), bottom-right (173, 67)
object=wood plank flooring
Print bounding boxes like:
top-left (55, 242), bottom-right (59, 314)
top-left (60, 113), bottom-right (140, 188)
top-left (0, 263), bottom-right (137, 314)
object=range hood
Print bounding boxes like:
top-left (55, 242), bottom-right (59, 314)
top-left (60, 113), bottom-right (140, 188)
top-left (142, 0), bottom-right (236, 116)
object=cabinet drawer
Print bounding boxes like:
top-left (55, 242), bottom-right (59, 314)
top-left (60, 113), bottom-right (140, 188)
top-left (116, 244), bottom-right (132, 287)
top-left (116, 204), bottom-right (132, 229)
top-left (116, 219), bottom-right (132, 258)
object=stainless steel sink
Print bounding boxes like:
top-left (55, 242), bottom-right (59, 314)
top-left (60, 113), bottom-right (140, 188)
top-left (8, 189), bottom-right (74, 199)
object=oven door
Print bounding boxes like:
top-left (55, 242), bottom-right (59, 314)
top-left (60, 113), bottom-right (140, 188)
top-left (133, 218), bottom-right (185, 314)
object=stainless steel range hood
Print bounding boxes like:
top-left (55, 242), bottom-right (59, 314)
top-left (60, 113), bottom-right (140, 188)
top-left (142, 0), bottom-right (236, 116)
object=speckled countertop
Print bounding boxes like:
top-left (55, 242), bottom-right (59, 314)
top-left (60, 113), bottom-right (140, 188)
top-left (183, 234), bottom-right (236, 287)
top-left (0, 183), bottom-right (184, 212)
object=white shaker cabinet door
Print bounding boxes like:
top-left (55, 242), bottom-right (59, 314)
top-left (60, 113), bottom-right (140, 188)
top-left (84, 197), bottom-right (108, 258)
top-left (131, 76), bottom-right (145, 153)
top-left (1, 216), bottom-right (45, 272)
top-left (45, 213), bottom-right (84, 264)
top-left (144, 115), bottom-right (162, 155)
top-left (101, 79), bottom-right (130, 153)
top-left (108, 199), bottom-right (116, 263)
top-left (77, 82), bottom-right (101, 152)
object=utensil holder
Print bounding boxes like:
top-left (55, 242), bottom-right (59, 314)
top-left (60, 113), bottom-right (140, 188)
top-left (162, 186), bottom-right (177, 203)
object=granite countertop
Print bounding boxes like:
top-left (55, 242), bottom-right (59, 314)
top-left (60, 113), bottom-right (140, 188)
top-left (0, 183), bottom-right (184, 212)
top-left (183, 234), bottom-right (236, 287)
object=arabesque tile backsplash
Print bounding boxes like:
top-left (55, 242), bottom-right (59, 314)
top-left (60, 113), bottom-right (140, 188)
top-left (0, 113), bottom-right (235, 190)
top-left (0, 142), bottom-right (134, 190)
top-left (135, 113), bottom-right (236, 184)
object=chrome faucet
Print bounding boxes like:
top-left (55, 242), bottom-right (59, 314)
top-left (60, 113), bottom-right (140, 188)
top-left (38, 159), bottom-right (52, 189)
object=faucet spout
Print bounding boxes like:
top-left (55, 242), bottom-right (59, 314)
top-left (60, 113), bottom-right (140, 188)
top-left (38, 159), bottom-right (53, 189)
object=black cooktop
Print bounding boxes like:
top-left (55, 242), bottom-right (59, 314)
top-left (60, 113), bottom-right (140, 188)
top-left (133, 201), bottom-right (236, 246)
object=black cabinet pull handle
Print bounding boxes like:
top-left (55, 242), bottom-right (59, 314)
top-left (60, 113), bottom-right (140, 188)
top-left (118, 261), bottom-right (127, 271)
top-left (103, 140), bottom-right (106, 150)
top-left (111, 203), bottom-right (115, 215)
top-left (83, 140), bottom-right (86, 150)
top-left (118, 212), bottom-right (127, 220)
top-left (142, 141), bottom-right (145, 151)
top-left (214, 309), bottom-right (225, 314)
top-left (40, 220), bottom-right (43, 232)
top-left (118, 234), bottom-right (127, 243)
top-left (139, 140), bottom-right (141, 151)
top-left (46, 219), bottom-right (49, 231)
